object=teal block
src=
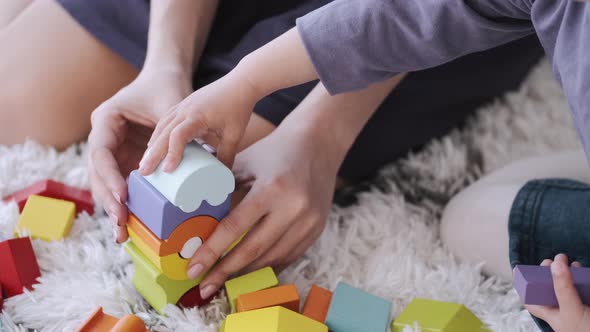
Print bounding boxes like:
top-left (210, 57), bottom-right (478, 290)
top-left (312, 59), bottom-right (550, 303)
top-left (325, 282), bottom-right (391, 332)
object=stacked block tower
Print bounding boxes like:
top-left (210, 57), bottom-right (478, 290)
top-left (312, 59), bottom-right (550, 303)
top-left (124, 143), bottom-right (235, 313)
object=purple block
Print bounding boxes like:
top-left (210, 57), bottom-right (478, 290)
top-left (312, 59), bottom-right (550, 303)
top-left (514, 265), bottom-right (590, 306)
top-left (126, 170), bottom-right (230, 240)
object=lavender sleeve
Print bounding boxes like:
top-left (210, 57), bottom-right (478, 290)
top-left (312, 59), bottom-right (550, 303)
top-left (296, 0), bottom-right (535, 94)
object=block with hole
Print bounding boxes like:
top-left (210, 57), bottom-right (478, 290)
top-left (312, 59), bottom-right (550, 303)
top-left (514, 264), bottom-right (590, 306)
top-left (77, 306), bottom-right (149, 332)
top-left (392, 298), bottom-right (489, 332)
top-left (237, 284), bottom-right (300, 313)
top-left (302, 285), bottom-right (332, 323)
top-left (3, 179), bottom-right (94, 215)
top-left (223, 306), bottom-right (328, 332)
top-left (15, 195), bottom-right (76, 241)
top-left (126, 170), bottom-right (230, 240)
top-left (224, 267), bottom-right (279, 313)
top-left (0, 237), bottom-right (41, 298)
top-left (325, 282), bottom-right (391, 332)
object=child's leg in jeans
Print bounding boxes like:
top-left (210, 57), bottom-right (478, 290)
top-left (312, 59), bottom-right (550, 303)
top-left (440, 150), bottom-right (590, 281)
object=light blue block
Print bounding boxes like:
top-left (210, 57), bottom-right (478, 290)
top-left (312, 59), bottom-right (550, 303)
top-left (325, 282), bottom-right (391, 332)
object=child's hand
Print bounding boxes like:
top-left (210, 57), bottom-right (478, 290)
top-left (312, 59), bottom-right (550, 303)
top-left (138, 73), bottom-right (259, 174)
top-left (525, 254), bottom-right (590, 332)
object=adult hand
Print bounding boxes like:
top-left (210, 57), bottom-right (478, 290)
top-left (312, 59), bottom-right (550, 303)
top-left (138, 70), bottom-right (259, 174)
top-left (88, 68), bottom-right (193, 242)
top-left (525, 254), bottom-right (590, 332)
top-left (186, 124), bottom-right (344, 300)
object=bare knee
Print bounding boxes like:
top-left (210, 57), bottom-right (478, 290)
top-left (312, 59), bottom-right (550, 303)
top-left (440, 183), bottom-right (520, 281)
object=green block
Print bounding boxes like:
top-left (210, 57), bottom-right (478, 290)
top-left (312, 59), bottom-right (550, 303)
top-left (392, 298), bottom-right (490, 332)
top-left (125, 242), bottom-right (204, 314)
top-left (224, 267), bottom-right (279, 313)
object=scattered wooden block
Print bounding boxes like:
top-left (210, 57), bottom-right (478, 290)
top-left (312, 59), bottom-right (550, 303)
top-left (77, 307), bottom-right (149, 332)
top-left (302, 285), bottom-right (332, 323)
top-left (325, 282), bottom-right (391, 332)
top-left (3, 179), bottom-right (93, 215)
top-left (237, 284), bottom-right (300, 313)
top-left (225, 267), bottom-right (279, 313)
top-left (177, 285), bottom-right (217, 308)
top-left (144, 142), bottom-right (235, 213)
top-left (126, 170), bottom-right (230, 240)
top-left (514, 264), bottom-right (590, 306)
top-left (15, 195), bottom-right (76, 241)
top-left (127, 213), bottom-right (218, 257)
top-left (392, 298), bottom-right (488, 332)
top-left (125, 242), bottom-right (205, 314)
top-left (223, 306), bottom-right (327, 332)
top-left (0, 237), bottom-right (41, 297)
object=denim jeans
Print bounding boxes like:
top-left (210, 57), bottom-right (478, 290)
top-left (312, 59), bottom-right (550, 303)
top-left (509, 179), bottom-right (590, 332)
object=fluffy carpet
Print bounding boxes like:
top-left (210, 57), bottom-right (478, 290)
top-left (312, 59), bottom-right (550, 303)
top-left (0, 59), bottom-right (581, 332)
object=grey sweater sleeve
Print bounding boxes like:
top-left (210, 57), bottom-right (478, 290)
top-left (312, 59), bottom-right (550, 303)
top-left (296, 0), bottom-right (535, 94)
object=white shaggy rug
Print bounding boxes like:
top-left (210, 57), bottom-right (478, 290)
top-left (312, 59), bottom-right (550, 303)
top-left (0, 60), bottom-right (581, 332)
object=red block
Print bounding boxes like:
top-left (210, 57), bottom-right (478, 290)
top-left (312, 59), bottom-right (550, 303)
top-left (0, 237), bottom-right (41, 297)
top-left (177, 286), bottom-right (217, 308)
top-left (0, 281), bottom-right (4, 311)
top-left (3, 179), bottom-right (94, 215)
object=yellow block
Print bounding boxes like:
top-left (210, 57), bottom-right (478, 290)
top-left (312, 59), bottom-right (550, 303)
top-left (125, 241), bottom-right (205, 314)
top-left (15, 195), bottom-right (76, 241)
top-left (128, 228), bottom-right (190, 280)
top-left (223, 306), bottom-right (327, 332)
top-left (224, 267), bottom-right (279, 313)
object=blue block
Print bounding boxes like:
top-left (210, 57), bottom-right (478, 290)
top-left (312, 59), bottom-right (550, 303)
top-left (126, 170), bottom-right (230, 240)
top-left (326, 282), bottom-right (391, 332)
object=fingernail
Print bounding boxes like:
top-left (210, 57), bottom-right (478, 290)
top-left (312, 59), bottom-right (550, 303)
top-left (113, 227), bottom-right (120, 243)
top-left (139, 149), bottom-right (151, 170)
top-left (551, 261), bottom-right (565, 275)
top-left (200, 285), bottom-right (217, 300)
top-left (112, 191), bottom-right (122, 205)
top-left (109, 214), bottom-right (119, 227)
top-left (188, 264), bottom-right (204, 279)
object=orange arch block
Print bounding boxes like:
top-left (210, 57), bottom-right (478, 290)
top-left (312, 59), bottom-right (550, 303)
top-left (127, 214), bottom-right (218, 256)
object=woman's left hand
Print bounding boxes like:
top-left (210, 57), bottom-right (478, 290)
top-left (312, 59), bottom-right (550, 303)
top-left (187, 124), bottom-right (344, 299)
top-left (525, 254), bottom-right (590, 332)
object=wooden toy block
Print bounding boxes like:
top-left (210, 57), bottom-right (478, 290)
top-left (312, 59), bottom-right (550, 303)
top-left (127, 213), bottom-right (218, 257)
top-left (144, 142), bottom-right (235, 213)
top-left (77, 306), bottom-right (149, 332)
top-left (3, 179), bottom-right (94, 215)
top-left (15, 195), bottom-right (76, 241)
top-left (177, 285), bottom-right (217, 308)
top-left (223, 306), bottom-right (328, 332)
top-left (0, 237), bottom-right (41, 297)
top-left (237, 284), bottom-right (300, 313)
top-left (325, 282), bottom-right (391, 332)
top-left (392, 298), bottom-right (489, 332)
top-left (302, 285), bottom-right (332, 323)
top-left (224, 267), bottom-right (279, 313)
top-left (0, 281), bottom-right (4, 311)
top-left (514, 264), bottom-right (590, 306)
top-left (125, 242), bottom-right (208, 314)
top-left (126, 170), bottom-right (230, 240)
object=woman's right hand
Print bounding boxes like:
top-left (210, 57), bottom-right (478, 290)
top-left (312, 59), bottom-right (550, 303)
top-left (88, 68), bottom-right (193, 242)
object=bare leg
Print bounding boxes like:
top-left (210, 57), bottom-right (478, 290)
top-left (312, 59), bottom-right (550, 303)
top-left (440, 150), bottom-right (590, 281)
top-left (0, 0), bottom-right (32, 28)
top-left (0, 0), bottom-right (137, 149)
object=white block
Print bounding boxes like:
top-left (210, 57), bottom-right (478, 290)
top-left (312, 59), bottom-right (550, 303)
top-left (144, 142), bottom-right (235, 212)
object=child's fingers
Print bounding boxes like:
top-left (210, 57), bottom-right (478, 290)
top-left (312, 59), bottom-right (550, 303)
top-left (525, 304), bottom-right (558, 325)
top-left (541, 259), bottom-right (553, 266)
top-left (217, 133), bottom-right (240, 168)
top-left (572, 261), bottom-right (582, 268)
top-left (552, 254), bottom-right (583, 311)
top-left (139, 117), bottom-right (183, 175)
top-left (148, 107), bottom-right (177, 148)
top-left (163, 119), bottom-right (207, 173)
